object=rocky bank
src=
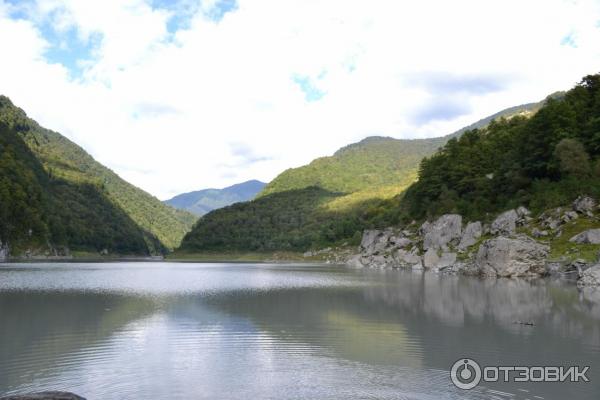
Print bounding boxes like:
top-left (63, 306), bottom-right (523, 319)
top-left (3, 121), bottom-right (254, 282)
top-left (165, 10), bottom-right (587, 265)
top-left (342, 196), bottom-right (600, 287)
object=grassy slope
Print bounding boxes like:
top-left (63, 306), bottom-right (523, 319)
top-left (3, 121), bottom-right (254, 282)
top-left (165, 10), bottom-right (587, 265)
top-left (261, 136), bottom-right (447, 197)
top-left (0, 96), bottom-right (196, 250)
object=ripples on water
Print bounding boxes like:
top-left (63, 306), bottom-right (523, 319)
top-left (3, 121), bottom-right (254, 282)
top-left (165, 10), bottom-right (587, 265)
top-left (0, 262), bottom-right (599, 400)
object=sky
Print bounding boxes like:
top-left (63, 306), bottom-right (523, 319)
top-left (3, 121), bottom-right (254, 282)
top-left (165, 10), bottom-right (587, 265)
top-left (1, 0), bottom-right (600, 200)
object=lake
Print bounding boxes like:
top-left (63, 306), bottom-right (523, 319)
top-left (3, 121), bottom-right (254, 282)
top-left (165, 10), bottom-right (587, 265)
top-left (0, 262), bottom-right (599, 399)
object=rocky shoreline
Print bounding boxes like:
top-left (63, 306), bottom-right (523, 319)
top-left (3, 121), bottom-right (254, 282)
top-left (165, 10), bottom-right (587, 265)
top-left (341, 196), bottom-right (600, 287)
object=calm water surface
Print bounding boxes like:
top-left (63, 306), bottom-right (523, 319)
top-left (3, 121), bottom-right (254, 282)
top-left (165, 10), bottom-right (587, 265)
top-left (0, 262), bottom-right (599, 399)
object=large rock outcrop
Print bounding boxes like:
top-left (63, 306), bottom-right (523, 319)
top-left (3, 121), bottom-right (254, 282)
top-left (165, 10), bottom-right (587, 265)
top-left (569, 229), bottom-right (600, 244)
top-left (421, 214), bottom-right (462, 251)
top-left (360, 229), bottom-right (411, 255)
top-left (355, 228), bottom-right (417, 268)
top-left (475, 235), bottom-right (549, 277)
top-left (345, 204), bottom-right (572, 279)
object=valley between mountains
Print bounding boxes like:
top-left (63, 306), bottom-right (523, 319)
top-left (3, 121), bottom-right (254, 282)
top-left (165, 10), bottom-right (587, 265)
top-left (3, 74), bottom-right (600, 287)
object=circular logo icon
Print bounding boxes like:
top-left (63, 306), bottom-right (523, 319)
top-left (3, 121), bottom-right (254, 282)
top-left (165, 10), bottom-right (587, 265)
top-left (450, 358), bottom-right (482, 390)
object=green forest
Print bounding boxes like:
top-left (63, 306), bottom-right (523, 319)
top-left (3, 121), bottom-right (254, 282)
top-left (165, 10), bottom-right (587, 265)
top-left (0, 122), bottom-right (163, 255)
top-left (398, 74), bottom-right (600, 222)
top-left (0, 96), bottom-right (197, 256)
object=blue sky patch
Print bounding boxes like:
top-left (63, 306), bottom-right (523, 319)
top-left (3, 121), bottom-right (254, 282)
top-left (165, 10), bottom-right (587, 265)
top-left (292, 74), bottom-right (326, 102)
top-left (561, 32), bottom-right (577, 48)
top-left (151, 0), bottom-right (198, 33)
top-left (5, 0), bottom-right (98, 79)
top-left (205, 0), bottom-right (238, 22)
top-left (152, 0), bottom-right (237, 29)
top-left (41, 26), bottom-right (100, 78)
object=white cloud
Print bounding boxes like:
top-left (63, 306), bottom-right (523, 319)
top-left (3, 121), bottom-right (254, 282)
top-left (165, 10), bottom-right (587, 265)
top-left (1, 0), bottom-right (600, 199)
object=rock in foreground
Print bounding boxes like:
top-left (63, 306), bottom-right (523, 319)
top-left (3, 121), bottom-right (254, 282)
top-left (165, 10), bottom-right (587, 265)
top-left (0, 392), bottom-right (86, 400)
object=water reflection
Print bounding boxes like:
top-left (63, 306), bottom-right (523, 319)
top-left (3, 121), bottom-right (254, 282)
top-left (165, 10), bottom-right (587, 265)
top-left (0, 263), bottom-right (599, 400)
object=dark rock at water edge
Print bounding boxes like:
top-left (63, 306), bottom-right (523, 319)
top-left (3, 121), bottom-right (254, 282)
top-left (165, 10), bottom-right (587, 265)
top-left (0, 392), bottom-right (86, 400)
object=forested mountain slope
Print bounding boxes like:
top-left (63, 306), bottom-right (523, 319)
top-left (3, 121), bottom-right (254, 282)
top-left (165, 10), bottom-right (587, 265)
top-left (179, 98), bottom-right (543, 253)
top-left (0, 96), bottom-right (196, 254)
top-left (0, 122), bottom-right (163, 256)
top-left (399, 74), bottom-right (600, 222)
top-left (260, 100), bottom-right (544, 198)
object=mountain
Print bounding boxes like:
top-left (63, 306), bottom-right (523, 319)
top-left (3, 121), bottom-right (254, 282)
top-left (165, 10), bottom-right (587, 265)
top-left (260, 100), bottom-right (545, 199)
top-left (178, 99), bottom-right (544, 254)
top-left (0, 96), bottom-right (197, 255)
top-left (399, 75), bottom-right (600, 222)
top-left (165, 180), bottom-right (266, 216)
top-left (260, 136), bottom-right (446, 197)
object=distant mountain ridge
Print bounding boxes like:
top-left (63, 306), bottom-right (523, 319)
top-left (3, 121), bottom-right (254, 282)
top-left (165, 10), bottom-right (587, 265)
top-left (165, 180), bottom-right (267, 216)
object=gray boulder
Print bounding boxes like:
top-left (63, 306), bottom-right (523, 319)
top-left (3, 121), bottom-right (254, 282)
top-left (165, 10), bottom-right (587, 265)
top-left (423, 248), bottom-right (457, 271)
top-left (545, 259), bottom-right (583, 278)
top-left (458, 221), bottom-right (482, 250)
top-left (451, 260), bottom-right (479, 275)
top-left (0, 393), bottom-right (86, 400)
top-left (422, 214), bottom-right (462, 251)
top-left (0, 240), bottom-right (7, 262)
top-left (362, 254), bottom-right (395, 268)
top-left (389, 236), bottom-right (413, 249)
top-left (360, 229), bottom-right (411, 256)
top-left (476, 235), bottom-right (549, 277)
top-left (490, 209), bottom-right (519, 236)
top-left (436, 252), bottom-right (457, 271)
top-left (360, 229), bottom-right (386, 254)
top-left (516, 206), bottom-right (531, 218)
top-left (569, 229), bottom-right (600, 244)
top-left (532, 228), bottom-right (549, 238)
top-left (577, 264), bottom-right (600, 287)
top-left (562, 211), bottom-right (578, 223)
top-left (573, 195), bottom-right (596, 214)
top-left (393, 247), bottom-right (422, 268)
top-left (423, 248), bottom-right (440, 269)
top-left (355, 228), bottom-right (416, 268)
top-left (346, 254), bottom-right (364, 268)
top-left (418, 221), bottom-right (432, 236)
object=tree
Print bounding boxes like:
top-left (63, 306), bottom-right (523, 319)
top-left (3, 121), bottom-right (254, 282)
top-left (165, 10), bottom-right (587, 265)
top-left (553, 138), bottom-right (591, 178)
